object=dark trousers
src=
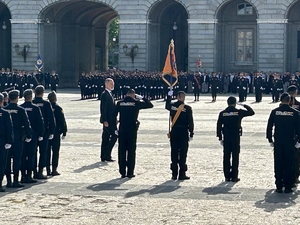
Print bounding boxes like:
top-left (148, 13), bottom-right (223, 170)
top-left (5, 137), bottom-right (23, 182)
top-left (274, 142), bottom-right (295, 189)
top-left (211, 88), bottom-right (217, 101)
top-left (272, 89), bottom-right (280, 102)
top-left (101, 125), bottom-right (117, 160)
top-left (35, 131), bottom-right (49, 173)
top-left (0, 146), bottom-right (8, 184)
top-left (255, 88), bottom-right (262, 102)
top-left (50, 84), bottom-right (57, 92)
top-left (46, 132), bottom-right (61, 171)
top-left (193, 88), bottom-right (200, 100)
top-left (21, 133), bottom-right (37, 177)
top-left (223, 135), bottom-right (240, 180)
top-left (170, 130), bottom-right (189, 176)
top-left (238, 89), bottom-right (247, 102)
top-left (294, 149), bottom-right (300, 181)
top-left (118, 130), bottom-right (137, 176)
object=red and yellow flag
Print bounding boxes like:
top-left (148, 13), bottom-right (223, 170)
top-left (197, 55), bottom-right (202, 68)
top-left (162, 39), bottom-right (178, 87)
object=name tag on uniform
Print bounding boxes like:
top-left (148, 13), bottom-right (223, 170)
top-left (223, 112), bottom-right (238, 116)
top-left (275, 111), bottom-right (293, 116)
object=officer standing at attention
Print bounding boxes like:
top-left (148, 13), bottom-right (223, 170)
top-left (113, 89), bottom-right (153, 178)
top-left (33, 85), bottom-right (56, 178)
top-left (100, 78), bottom-right (117, 162)
top-left (20, 89), bottom-right (44, 183)
top-left (4, 90), bottom-right (32, 188)
top-left (165, 90), bottom-right (194, 180)
top-left (47, 91), bottom-right (68, 176)
top-left (0, 93), bottom-right (13, 192)
top-left (217, 96), bottom-right (255, 182)
top-left (266, 93), bottom-right (300, 193)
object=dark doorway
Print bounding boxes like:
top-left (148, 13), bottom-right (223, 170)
top-left (148, 0), bottom-right (188, 72)
top-left (0, 3), bottom-right (11, 69)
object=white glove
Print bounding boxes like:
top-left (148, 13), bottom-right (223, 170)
top-left (295, 142), bottom-right (300, 149)
top-left (78, 85), bottom-right (80, 87)
top-left (61, 135), bottom-right (66, 140)
top-left (56, 84), bottom-right (58, 87)
top-left (243, 87), bottom-right (246, 90)
top-left (220, 140), bottom-right (224, 146)
top-left (115, 130), bottom-right (119, 136)
top-left (168, 90), bottom-right (173, 96)
top-left (38, 137), bottom-right (43, 141)
top-left (5, 144), bottom-right (12, 149)
top-left (49, 134), bottom-right (54, 140)
top-left (25, 138), bottom-right (32, 143)
top-left (135, 94), bottom-right (143, 100)
top-left (270, 142), bottom-right (274, 147)
top-left (189, 137), bottom-right (193, 142)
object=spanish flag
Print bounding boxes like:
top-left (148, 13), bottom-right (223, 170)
top-left (162, 39), bottom-right (178, 87)
top-left (197, 55), bottom-right (202, 68)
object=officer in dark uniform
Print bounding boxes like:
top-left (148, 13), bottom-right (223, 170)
top-left (271, 74), bottom-right (283, 102)
top-left (287, 85), bottom-right (300, 184)
top-left (113, 89), bottom-right (153, 178)
top-left (237, 72), bottom-right (249, 102)
top-left (47, 91), bottom-right (67, 176)
top-left (165, 90), bottom-right (194, 180)
top-left (20, 89), bottom-right (44, 183)
top-left (209, 72), bottom-right (219, 102)
top-left (2, 91), bottom-right (8, 107)
top-left (4, 90), bottom-right (32, 188)
top-left (217, 96), bottom-right (255, 182)
top-left (33, 85), bottom-right (56, 178)
top-left (0, 93), bottom-right (14, 192)
top-left (267, 92), bottom-right (300, 193)
top-left (253, 72), bottom-right (264, 102)
top-left (192, 72), bottom-right (201, 101)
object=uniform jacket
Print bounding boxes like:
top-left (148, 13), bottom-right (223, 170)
top-left (50, 102), bottom-right (68, 136)
top-left (100, 89), bottom-right (115, 124)
top-left (0, 107), bottom-right (14, 145)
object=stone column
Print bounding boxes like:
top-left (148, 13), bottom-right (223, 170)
top-left (188, 19), bottom-right (217, 72)
top-left (257, 19), bottom-right (287, 72)
top-left (10, 19), bottom-right (38, 70)
top-left (118, 19), bottom-right (147, 71)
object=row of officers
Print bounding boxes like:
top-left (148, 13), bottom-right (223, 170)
top-left (100, 76), bottom-right (300, 193)
top-left (0, 85), bottom-right (67, 192)
top-left (0, 68), bottom-right (60, 94)
top-left (78, 70), bottom-right (299, 104)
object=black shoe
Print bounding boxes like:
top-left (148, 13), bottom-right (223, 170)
top-left (275, 188), bottom-right (283, 193)
top-left (20, 177), bottom-right (27, 183)
top-left (225, 178), bottom-right (231, 182)
top-left (47, 170), bottom-right (52, 176)
top-left (36, 173), bottom-right (48, 180)
top-left (178, 175), bottom-right (190, 180)
top-left (231, 178), bottom-right (240, 182)
top-left (52, 171), bottom-right (60, 176)
top-left (127, 174), bottom-right (135, 178)
top-left (171, 176), bottom-right (177, 180)
top-left (6, 182), bottom-right (12, 188)
top-left (121, 175), bottom-right (126, 178)
top-left (26, 178), bottom-right (38, 183)
top-left (284, 188), bottom-right (293, 193)
top-left (12, 182), bottom-right (24, 188)
top-left (106, 159), bottom-right (115, 162)
top-left (0, 186), bottom-right (5, 192)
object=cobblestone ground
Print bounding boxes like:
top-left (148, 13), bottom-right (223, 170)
top-left (1, 90), bottom-right (299, 225)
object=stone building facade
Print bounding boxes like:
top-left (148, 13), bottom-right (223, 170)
top-left (0, 0), bottom-right (300, 86)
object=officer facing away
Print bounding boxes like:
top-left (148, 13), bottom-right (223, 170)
top-left (165, 90), bottom-right (194, 180)
top-left (113, 89), bottom-right (153, 178)
top-left (266, 92), bottom-right (300, 193)
top-left (217, 96), bottom-right (255, 182)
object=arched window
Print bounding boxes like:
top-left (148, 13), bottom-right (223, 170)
top-left (237, 3), bottom-right (253, 15)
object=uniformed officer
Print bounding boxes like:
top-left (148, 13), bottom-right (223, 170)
top-left (20, 89), bottom-right (44, 183)
top-left (209, 72), bottom-right (219, 102)
top-left (253, 72), bottom-right (264, 102)
top-left (165, 90), bottom-right (194, 180)
top-left (237, 72), bottom-right (249, 102)
top-left (267, 93), bottom-right (300, 193)
top-left (4, 90), bottom-right (32, 188)
top-left (217, 96), bottom-right (255, 182)
top-left (47, 91), bottom-right (67, 176)
top-left (287, 85), bottom-right (300, 184)
top-left (0, 93), bottom-right (14, 192)
top-left (113, 89), bottom-right (153, 178)
top-left (33, 85), bottom-right (56, 178)
top-left (192, 72), bottom-right (201, 101)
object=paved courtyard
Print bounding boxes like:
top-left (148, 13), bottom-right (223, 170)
top-left (0, 90), bottom-right (299, 225)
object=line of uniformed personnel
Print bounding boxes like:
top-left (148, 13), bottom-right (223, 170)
top-left (0, 68), bottom-right (60, 95)
top-left (0, 85), bottom-right (67, 192)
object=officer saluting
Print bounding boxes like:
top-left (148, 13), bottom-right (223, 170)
top-left (267, 93), bottom-right (300, 193)
top-left (0, 93), bottom-right (14, 192)
top-left (217, 96), bottom-right (255, 182)
top-left (113, 89), bottom-right (153, 178)
top-left (165, 90), bottom-right (194, 180)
